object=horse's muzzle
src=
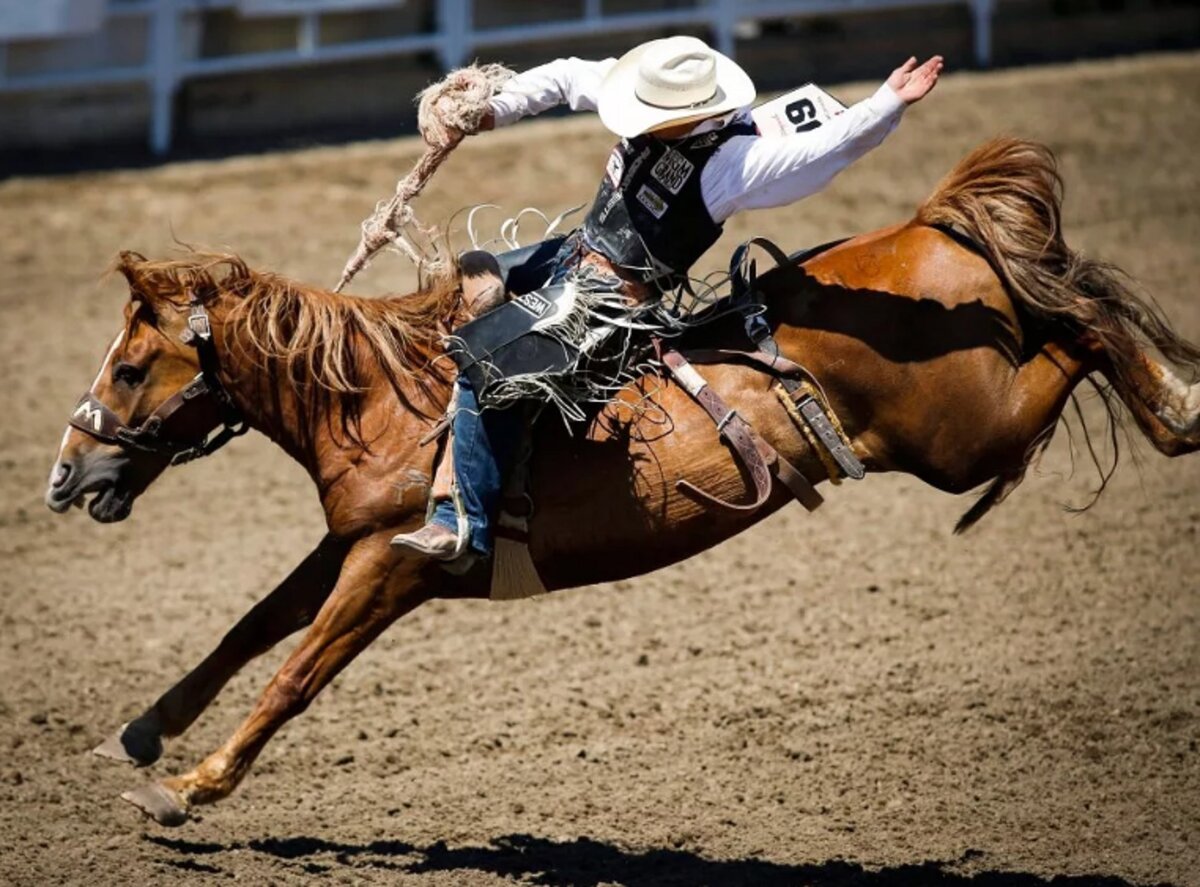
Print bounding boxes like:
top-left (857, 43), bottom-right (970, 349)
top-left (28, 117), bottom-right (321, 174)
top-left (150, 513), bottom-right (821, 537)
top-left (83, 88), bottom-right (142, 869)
top-left (45, 451), bottom-right (135, 522)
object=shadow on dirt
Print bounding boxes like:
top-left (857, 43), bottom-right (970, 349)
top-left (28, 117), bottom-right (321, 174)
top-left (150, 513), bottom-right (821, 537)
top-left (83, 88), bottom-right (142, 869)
top-left (147, 833), bottom-right (1174, 886)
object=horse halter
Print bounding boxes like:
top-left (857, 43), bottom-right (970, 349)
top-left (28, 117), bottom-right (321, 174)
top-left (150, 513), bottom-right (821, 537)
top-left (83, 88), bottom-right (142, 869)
top-left (67, 300), bottom-right (248, 466)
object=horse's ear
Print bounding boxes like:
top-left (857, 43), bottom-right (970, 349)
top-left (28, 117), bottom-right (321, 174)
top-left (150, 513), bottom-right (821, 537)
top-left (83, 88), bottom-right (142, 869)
top-left (114, 250), bottom-right (171, 320)
top-left (115, 250), bottom-right (151, 299)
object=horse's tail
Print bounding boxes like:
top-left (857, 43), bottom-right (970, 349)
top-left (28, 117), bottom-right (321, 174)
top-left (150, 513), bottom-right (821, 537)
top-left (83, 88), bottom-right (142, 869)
top-left (916, 136), bottom-right (1200, 529)
top-left (917, 137), bottom-right (1200, 381)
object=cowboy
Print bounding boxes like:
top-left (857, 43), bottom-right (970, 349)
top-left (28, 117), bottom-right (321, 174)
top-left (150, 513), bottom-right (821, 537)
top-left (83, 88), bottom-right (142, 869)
top-left (392, 36), bottom-right (943, 560)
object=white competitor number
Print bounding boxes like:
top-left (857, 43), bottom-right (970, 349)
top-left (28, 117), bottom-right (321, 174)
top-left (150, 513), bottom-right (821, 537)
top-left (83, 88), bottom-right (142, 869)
top-left (751, 83), bottom-right (847, 138)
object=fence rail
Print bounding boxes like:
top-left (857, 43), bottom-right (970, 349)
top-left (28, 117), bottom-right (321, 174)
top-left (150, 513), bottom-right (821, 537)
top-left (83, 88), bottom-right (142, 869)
top-left (0, 0), bottom-right (996, 154)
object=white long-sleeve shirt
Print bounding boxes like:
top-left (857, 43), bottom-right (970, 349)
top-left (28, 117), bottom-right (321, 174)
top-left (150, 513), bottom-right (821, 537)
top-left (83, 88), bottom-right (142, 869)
top-left (488, 56), bottom-right (906, 224)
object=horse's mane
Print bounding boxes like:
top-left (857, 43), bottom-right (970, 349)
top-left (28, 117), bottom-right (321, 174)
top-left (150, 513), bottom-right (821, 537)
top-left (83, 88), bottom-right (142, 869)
top-left (115, 249), bottom-right (462, 445)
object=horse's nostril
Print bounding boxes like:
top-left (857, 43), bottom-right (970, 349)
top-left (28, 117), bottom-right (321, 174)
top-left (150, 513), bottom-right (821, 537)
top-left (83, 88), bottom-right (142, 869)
top-left (51, 462), bottom-right (72, 488)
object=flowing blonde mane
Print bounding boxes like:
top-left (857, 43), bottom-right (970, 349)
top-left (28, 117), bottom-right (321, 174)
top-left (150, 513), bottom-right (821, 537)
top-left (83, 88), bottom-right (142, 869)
top-left (115, 249), bottom-right (462, 441)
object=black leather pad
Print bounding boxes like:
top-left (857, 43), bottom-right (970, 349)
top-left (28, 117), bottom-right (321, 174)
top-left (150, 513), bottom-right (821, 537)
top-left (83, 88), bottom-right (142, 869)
top-left (446, 284), bottom-right (578, 396)
top-left (494, 236), bottom-right (567, 296)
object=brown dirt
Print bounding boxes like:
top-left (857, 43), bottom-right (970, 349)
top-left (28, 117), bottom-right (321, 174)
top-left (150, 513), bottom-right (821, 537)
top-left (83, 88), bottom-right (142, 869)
top-left (1, 52), bottom-right (1198, 887)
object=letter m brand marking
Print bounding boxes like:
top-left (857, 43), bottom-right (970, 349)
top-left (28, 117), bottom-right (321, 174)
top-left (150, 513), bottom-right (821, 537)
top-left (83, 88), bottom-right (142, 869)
top-left (74, 400), bottom-right (104, 433)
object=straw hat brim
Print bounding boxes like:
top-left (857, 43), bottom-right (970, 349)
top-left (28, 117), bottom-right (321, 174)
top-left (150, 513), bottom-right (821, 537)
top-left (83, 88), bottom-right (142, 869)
top-left (598, 43), bottom-right (756, 139)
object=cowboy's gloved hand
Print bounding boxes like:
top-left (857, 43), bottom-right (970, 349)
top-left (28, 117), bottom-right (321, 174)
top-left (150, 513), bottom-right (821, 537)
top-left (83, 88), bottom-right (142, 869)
top-left (887, 55), bottom-right (944, 105)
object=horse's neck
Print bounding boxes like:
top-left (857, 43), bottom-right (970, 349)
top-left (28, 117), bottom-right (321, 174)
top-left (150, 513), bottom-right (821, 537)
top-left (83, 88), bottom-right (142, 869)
top-left (208, 291), bottom-right (451, 481)
top-left (208, 303), bottom-right (318, 470)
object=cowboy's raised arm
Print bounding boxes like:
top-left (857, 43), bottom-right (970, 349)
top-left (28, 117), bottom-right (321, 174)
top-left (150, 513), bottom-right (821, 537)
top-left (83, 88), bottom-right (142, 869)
top-left (704, 55), bottom-right (943, 221)
top-left (485, 57), bottom-right (618, 129)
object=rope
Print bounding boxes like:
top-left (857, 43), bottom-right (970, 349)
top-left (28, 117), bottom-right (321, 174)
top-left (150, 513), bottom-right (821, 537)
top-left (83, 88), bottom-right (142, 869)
top-left (334, 63), bottom-right (515, 292)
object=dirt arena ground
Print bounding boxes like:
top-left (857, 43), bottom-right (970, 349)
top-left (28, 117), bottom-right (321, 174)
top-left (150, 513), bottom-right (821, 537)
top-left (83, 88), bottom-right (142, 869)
top-left (1, 51), bottom-right (1198, 886)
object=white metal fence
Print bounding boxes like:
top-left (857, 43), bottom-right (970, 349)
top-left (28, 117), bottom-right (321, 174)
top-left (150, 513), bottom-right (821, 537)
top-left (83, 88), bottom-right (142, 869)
top-left (0, 0), bottom-right (997, 154)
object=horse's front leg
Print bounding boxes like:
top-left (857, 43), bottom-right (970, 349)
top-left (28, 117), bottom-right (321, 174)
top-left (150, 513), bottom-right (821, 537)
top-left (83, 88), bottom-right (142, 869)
top-left (120, 532), bottom-right (429, 826)
top-left (94, 534), bottom-right (353, 767)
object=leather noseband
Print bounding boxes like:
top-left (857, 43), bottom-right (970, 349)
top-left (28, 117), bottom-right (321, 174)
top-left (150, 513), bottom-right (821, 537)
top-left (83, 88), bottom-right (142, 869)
top-left (67, 301), bottom-right (247, 465)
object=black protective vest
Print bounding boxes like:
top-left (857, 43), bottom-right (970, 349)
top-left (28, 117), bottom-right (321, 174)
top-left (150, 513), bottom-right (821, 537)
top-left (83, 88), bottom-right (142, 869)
top-left (582, 121), bottom-right (756, 288)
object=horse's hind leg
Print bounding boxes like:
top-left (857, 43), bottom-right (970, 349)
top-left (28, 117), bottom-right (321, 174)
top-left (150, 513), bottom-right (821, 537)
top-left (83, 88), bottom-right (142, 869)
top-left (94, 534), bottom-right (352, 767)
top-left (1101, 350), bottom-right (1200, 456)
top-left (949, 341), bottom-right (1090, 532)
top-left (120, 532), bottom-right (428, 826)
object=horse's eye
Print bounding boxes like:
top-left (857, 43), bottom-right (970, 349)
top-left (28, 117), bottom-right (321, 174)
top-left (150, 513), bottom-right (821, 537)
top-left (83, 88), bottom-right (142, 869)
top-left (113, 362), bottom-right (145, 388)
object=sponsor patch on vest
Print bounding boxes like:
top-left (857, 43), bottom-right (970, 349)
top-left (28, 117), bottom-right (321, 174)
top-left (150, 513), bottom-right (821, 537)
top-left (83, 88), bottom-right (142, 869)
top-left (512, 291), bottom-right (552, 319)
top-left (625, 145), bottom-right (651, 183)
top-left (605, 148), bottom-right (624, 187)
top-left (650, 149), bottom-right (694, 195)
top-left (687, 132), bottom-right (721, 150)
top-left (636, 184), bottom-right (668, 219)
top-left (596, 189), bottom-right (621, 224)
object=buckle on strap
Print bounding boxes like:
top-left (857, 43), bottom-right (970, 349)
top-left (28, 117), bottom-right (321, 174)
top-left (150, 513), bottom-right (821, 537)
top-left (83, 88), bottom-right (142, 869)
top-left (169, 420), bottom-right (249, 466)
top-left (181, 375), bottom-right (210, 400)
top-left (180, 303), bottom-right (212, 344)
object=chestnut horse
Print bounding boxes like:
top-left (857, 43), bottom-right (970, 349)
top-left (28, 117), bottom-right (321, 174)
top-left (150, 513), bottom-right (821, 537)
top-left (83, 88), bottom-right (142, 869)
top-left (45, 139), bottom-right (1200, 826)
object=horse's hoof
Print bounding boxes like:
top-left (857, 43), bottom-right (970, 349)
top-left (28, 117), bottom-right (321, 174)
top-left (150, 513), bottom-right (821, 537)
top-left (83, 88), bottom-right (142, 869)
top-left (93, 720), bottom-right (162, 768)
top-left (121, 783), bottom-right (188, 827)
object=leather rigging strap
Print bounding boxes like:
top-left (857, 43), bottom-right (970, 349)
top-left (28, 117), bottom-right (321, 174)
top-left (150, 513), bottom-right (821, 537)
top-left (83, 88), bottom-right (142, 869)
top-left (661, 349), bottom-right (823, 513)
top-left (730, 237), bottom-right (866, 481)
top-left (673, 347), bottom-right (807, 379)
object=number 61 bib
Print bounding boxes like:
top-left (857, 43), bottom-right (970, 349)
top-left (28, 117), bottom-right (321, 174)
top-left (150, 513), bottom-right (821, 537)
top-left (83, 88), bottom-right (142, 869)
top-left (752, 83), bottom-right (847, 138)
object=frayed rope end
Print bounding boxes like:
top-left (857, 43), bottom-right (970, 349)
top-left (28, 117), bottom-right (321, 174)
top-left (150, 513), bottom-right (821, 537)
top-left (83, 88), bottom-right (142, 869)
top-left (334, 62), bottom-right (515, 292)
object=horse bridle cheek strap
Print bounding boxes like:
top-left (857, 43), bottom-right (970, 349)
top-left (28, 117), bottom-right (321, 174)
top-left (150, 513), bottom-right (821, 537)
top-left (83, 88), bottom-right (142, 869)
top-left (67, 301), bottom-right (247, 466)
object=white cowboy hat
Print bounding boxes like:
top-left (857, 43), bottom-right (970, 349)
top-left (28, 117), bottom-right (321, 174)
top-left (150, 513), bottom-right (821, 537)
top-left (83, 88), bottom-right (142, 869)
top-left (598, 36), bottom-right (756, 138)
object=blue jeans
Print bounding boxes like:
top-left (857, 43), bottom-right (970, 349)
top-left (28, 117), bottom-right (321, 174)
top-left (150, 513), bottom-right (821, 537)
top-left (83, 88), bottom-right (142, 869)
top-left (432, 236), bottom-right (581, 555)
top-left (430, 376), bottom-right (523, 556)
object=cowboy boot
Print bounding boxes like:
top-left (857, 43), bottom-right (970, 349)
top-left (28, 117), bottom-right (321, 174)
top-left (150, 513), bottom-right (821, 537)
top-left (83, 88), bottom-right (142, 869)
top-left (459, 250), bottom-right (506, 317)
top-left (390, 523), bottom-right (462, 560)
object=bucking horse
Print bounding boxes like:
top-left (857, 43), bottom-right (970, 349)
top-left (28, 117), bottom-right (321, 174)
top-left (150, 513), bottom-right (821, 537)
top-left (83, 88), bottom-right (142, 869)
top-left (44, 138), bottom-right (1200, 826)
